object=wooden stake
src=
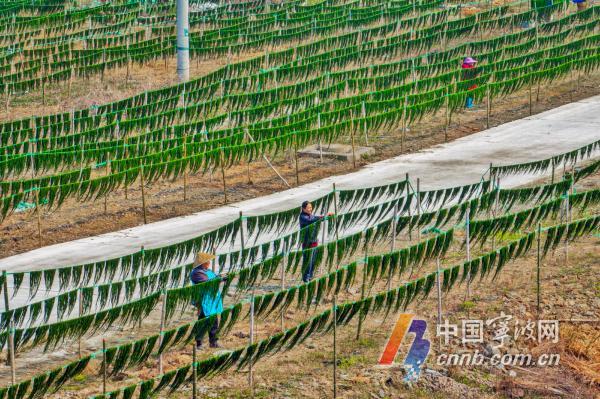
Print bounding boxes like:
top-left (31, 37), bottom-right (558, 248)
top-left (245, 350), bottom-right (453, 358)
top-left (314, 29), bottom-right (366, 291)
top-left (239, 211), bottom-right (245, 252)
top-left (192, 344), bottom-right (197, 399)
top-left (140, 166), bottom-right (148, 224)
top-left (486, 85), bottom-right (491, 129)
top-left (78, 288), bottom-right (83, 358)
top-left (387, 203), bottom-right (398, 291)
top-left (4, 86), bottom-right (9, 112)
top-left (3, 271), bottom-right (14, 375)
top-left (564, 193), bottom-right (569, 265)
top-left (465, 208), bottom-right (471, 298)
top-left (436, 257), bottom-right (442, 326)
top-left (332, 183), bottom-right (340, 243)
top-left (356, 255), bottom-right (367, 340)
top-left (294, 136), bottom-right (299, 185)
top-left (35, 187), bottom-right (42, 247)
top-left (102, 339), bottom-right (107, 394)
top-left (280, 242), bottom-right (286, 332)
top-left (220, 148), bottom-right (227, 204)
top-left (491, 177), bottom-right (500, 251)
top-left (249, 293), bottom-right (255, 398)
top-left (158, 290), bottom-right (167, 374)
top-left (333, 296), bottom-right (337, 399)
top-left (416, 178), bottom-right (421, 241)
top-left (406, 173), bottom-right (412, 242)
top-left (125, 37), bottom-right (130, 85)
top-left (536, 223), bottom-right (541, 318)
top-left (350, 118), bottom-right (357, 168)
top-left (30, 140), bottom-right (42, 247)
top-left (317, 113), bottom-right (323, 163)
top-left (444, 87), bottom-right (449, 141)
top-left (104, 155), bottom-right (110, 214)
top-left (401, 96), bottom-right (408, 153)
top-left (361, 101), bottom-right (369, 146)
top-left (529, 80), bottom-right (533, 116)
top-left (183, 133), bottom-right (188, 200)
top-left (7, 320), bottom-right (15, 384)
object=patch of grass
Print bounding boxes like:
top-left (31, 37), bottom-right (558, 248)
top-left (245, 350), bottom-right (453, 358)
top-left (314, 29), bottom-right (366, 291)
top-left (357, 337), bottom-right (378, 348)
top-left (72, 374), bottom-right (87, 383)
top-left (338, 354), bottom-right (368, 370)
top-left (459, 300), bottom-right (477, 312)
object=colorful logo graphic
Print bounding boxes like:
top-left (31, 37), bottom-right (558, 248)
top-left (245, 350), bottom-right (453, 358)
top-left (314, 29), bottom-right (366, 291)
top-left (379, 314), bottom-right (430, 381)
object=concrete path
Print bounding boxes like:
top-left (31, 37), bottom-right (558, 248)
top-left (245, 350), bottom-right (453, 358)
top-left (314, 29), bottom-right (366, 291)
top-left (2, 95), bottom-right (599, 273)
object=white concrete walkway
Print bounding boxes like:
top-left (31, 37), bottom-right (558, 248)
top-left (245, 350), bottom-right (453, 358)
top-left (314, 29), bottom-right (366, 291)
top-left (2, 95), bottom-right (599, 272)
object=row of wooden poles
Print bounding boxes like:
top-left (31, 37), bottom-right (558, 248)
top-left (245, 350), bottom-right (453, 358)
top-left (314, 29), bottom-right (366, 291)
top-left (21, 25), bottom-right (588, 250)
top-left (1, 163), bottom-right (576, 393)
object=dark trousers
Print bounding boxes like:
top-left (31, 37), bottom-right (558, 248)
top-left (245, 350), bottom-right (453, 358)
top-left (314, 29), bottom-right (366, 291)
top-left (302, 246), bottom-right (317, 282)
top-left (196, 308), bottom-right (219, 345)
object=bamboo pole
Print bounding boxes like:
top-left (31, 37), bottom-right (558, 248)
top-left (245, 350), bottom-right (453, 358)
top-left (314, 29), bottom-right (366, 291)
top-left (220, 148), bottom-right (228, 204)
top-left (140, 165), bottom-right (148, 224)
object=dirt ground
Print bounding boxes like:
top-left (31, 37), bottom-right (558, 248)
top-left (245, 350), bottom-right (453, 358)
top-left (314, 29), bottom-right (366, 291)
top-left (1, 66), bottom-right (599, 258)
top-left (1, 182), bottom-right (597, 398)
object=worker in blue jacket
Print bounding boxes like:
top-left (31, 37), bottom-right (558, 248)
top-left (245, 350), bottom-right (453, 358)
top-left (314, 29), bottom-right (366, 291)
top-left (190, 252), bottom-right (224, 349)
